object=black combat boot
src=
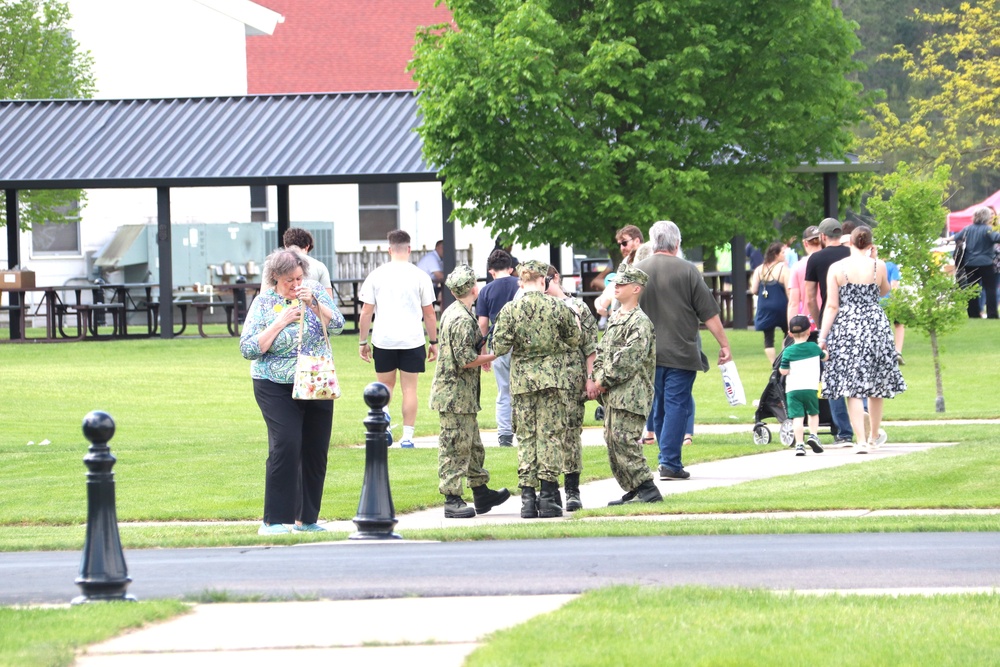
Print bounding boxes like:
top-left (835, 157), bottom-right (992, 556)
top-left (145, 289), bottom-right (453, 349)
top-left (564, 473), bottom-right (582, 512)
top-left (607, 488), bottom-right (637, 506)
top-left (520, 486), bottom-right (538, 519)
top-left (537, 480), bottom-right (564, 518)
top-left (472, 485), bottom-right (511, 514)
top-left (444, 495), bottom-right (476, 518)
top-left (627, 479), bottom-right (663, 504)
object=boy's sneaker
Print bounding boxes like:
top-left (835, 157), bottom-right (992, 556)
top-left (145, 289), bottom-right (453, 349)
top-left (400, 439), bottom-right (415, 449)
top-left (795, 443), bottom-right (806, 456)
top-left (806, 434), bottom-right (824, 453)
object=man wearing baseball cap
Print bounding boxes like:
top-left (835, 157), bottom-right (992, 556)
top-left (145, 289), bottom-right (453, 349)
top-left (786, 225), bottom-right (824, 331)
top-left (803, 217), bottom-right (853, 444)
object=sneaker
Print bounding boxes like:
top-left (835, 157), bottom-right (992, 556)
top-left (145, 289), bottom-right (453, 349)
top-left (795, 443), bottom-right (806, 456)
top-left (856, 442), bottom-right (869, 455)
top-left (400, 439), bottom-right (415, 449)
top-left (498, 434), bottom-right (514, 447)
top-left (658, 465), bottom-right (690, 480)
top-left (257, 522), bottom-right (290, 535)
top-left (833, 436), bottom-right (854, 448)
top-left (895, 352), bottom-right (905, 366)
top-left (873, 430), bottom-right (888, 448)
top-left (806, 434), bottom-right (824, 454)
top-left (293, 523), bottom-right (327, 532)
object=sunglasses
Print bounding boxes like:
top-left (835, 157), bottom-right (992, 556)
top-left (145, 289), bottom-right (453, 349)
top-left (618, 239), bottom-right (632, 247)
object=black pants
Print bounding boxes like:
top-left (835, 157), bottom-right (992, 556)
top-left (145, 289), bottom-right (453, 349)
top-left (253, 379), bottom-right (333, 524)
top-left (965, 265), bottom-right (998, 319)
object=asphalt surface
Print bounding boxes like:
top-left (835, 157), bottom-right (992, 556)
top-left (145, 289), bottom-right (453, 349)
top-left (4, 532), bottom-right (999, 605)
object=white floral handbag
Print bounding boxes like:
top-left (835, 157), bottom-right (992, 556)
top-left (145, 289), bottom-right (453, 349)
top-left (291, 309), bottom-right (341, 400)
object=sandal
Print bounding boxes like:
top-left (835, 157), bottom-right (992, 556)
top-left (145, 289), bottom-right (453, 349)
top-left (682, 436), bottom-right (693, 446)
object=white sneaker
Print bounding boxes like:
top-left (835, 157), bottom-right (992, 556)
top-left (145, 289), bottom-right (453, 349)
top-left (856, 442), bottom-right (869, 455)
top-left (873, 430), bottom-right (888, 449)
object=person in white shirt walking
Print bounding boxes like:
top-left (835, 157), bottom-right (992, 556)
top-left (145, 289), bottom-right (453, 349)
top-left (357, 230), bottom-right (439, 448)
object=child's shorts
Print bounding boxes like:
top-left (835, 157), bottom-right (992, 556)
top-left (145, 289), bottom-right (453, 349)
top-left (786, 389), bottom-right (819, 419)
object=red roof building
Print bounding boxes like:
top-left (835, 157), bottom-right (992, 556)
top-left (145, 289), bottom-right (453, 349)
top-left (246, 0), bottom-right (452, 93)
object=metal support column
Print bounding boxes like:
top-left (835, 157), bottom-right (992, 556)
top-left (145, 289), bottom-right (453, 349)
top-left (277, 185), bottom-right (290, 243)
top-left (156, 188), bottom-right (174, 339)
top-left (5, 189), bottom-right (21, 340)
top-left (823, 172), bottom-right (839, 219)
top-left (731, 235), bottom-right (748, 330)
top-left (441, 193), bottom-right (455, 311)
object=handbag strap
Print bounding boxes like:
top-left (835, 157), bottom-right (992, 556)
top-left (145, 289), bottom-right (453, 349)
top-left (297, 303), bottom-right (332, 355)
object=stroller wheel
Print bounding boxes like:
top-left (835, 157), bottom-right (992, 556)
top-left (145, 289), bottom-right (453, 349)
top-left (752, 423), bottom-right (772, 445)
top-left (779, 419), bottom-right (796, 447)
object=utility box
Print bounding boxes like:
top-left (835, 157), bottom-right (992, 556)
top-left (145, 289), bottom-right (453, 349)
top-left (1, 270), bottom-right (35, 289)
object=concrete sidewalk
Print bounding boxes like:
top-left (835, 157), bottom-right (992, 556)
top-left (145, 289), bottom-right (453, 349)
top-left (71, 424), bottom-right (993, 666)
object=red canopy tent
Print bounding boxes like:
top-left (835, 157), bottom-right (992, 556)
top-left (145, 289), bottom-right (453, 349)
top-left (947, 189), bottom-right (1000, 233)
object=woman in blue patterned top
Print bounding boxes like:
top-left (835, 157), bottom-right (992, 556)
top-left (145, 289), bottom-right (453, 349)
top-left (241, 248), bottom-right (345, 535)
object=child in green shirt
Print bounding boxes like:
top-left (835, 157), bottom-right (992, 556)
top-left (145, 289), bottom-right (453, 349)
top-left (779, 315), bottom-right (827, 456)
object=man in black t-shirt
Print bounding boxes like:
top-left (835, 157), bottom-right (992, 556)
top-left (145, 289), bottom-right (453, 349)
top-left (804, 217), bottom-right (851, 328)
top-left (803, 217), bottom-right (854, 444)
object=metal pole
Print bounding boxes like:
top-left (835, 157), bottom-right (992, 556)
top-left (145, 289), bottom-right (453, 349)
top-left (351, 382), bottom-right (402, 540)
top-left (73, 411), bottom-right (135, 604)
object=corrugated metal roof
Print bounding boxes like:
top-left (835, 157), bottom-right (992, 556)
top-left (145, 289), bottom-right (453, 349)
top-left (0, 91), bottom-right (436, 189)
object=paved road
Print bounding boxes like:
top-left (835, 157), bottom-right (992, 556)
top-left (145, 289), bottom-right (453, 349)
top-left (5, 532), bottom-right (998, 604)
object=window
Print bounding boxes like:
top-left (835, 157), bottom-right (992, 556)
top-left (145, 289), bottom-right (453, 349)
top-left (31, 204), bottom-right (81, 256)
top-left (358, 183), bottom-right (398, 242)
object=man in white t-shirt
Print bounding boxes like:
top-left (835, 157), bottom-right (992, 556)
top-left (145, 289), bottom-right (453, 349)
top-left (358, 230), bottom-right (439, 448)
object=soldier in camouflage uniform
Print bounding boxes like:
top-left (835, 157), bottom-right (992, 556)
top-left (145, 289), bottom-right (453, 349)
top-left (492, 260), bottom-right (581, 519)
top-left (545, 265), bottom-right (598, 511)
top-left (589, 266), bottom-right (663, 505)
top-left (429, 265), bottom-right (511, 518)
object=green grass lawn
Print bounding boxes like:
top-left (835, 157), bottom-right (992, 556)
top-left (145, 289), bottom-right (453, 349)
top-left (0, 600), bottom-right (188, 667)
top-left (0, 320), bottom-right (997, 539)
top-left (467, 586), bottom-right (1000, 666)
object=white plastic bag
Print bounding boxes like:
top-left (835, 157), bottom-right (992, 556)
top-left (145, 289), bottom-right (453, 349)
top-left (719, 360), bottom-right (746, 406)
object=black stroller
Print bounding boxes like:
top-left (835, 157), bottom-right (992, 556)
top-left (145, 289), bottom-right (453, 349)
top-left (751, 344), bottom-right (835, 446)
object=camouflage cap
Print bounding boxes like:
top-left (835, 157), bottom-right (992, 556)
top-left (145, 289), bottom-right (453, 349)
top-left (517, 259), bottom-right (550, 277)
top-left (611, 265), bottom-right (649, 286)
top-left (445, 264), bottom-right (477, 296)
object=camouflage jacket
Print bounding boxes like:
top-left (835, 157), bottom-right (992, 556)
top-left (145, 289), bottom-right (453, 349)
top-left (428, 300), bottom-right (482, 414)
top-left (492, 291), bottom-right (581, 395)
top-left (593, 306), bottom-right (656, 416)
top-left (561, 296), bottom-right (599, 398)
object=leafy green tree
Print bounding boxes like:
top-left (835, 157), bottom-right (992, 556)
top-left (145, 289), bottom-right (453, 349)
top-left (411, 0), bottom-right (868, 261)
top-left (0, 0), bottom-right (95, 230)
top-left (862, 0), bottom-right (1000, 185)
top-left (868, 164), bottom-right (977, 412)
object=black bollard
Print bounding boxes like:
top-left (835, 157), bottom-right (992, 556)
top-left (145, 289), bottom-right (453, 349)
top-left (350, 382), bottom-right (402, 540)
top-left (72, 411), bottom-right (136, 604)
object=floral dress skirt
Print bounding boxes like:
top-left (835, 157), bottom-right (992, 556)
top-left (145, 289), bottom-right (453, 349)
top-left (823, 281), bottom-right (907, 399)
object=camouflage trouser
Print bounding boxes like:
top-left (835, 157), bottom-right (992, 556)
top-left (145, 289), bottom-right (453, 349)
top-left (604, 407), bottom-right (654, 492)
top-left (512, 388), bottom-right (566, 488)
top-left (561, 389), bottom-right (584, 475)
top-left (437, 412), bottom-right (489, 496)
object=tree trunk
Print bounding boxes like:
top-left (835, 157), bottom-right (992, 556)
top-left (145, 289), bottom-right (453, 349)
top-left (930, 328), bottom-right (945, 412)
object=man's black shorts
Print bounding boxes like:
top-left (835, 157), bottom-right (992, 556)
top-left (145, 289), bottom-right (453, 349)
top-left (373, 344), bottom-right (426, 374)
